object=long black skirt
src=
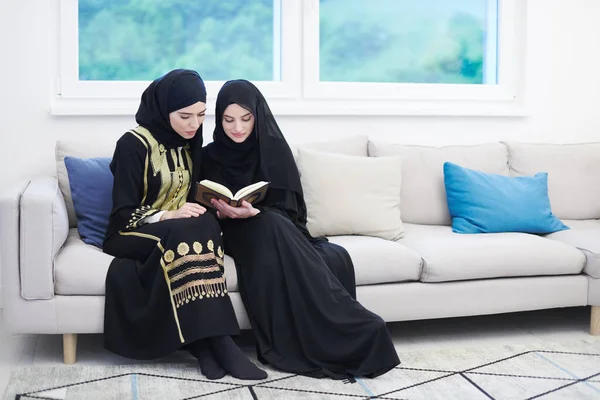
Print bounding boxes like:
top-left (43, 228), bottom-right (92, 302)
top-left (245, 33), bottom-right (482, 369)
top-left (220, 211), bottom-right (400, 379)
top-left (103, 214), bottom-right (240, 360)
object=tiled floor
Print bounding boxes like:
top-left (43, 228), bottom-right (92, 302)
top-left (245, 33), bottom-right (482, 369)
top-left (1, 305), bottom-right (597, 397)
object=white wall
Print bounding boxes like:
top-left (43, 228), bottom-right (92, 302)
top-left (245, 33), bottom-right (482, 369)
top-left (1, 0), bottom-right (600, 304)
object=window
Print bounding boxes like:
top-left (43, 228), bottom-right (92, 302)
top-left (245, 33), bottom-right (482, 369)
top-left (56, 0), bottom-right (299, 113)
top-left (78, 0), bottom-right (280, 82)
top-left (318, 0), bottom-right (496, 85)
top-left (54, 0), bottom-right (524, 116)
top-left (302, 0), bottom-right (522, 109)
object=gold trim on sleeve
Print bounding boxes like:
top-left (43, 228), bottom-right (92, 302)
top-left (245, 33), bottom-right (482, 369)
top-left (129, 129), bottom-right (150, 205)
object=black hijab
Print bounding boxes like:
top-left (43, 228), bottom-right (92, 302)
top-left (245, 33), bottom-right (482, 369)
top-left (202, 80), bottom-right (311, 231)
top-left (135, 69), bottom-right (207, 200)
top-left (204, 80), bottom-right (302, 195)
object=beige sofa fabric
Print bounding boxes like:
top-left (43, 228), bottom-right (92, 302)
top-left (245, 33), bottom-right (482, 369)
top-left (20, 177), bottom-right (69, 300)
top-left (290, 135), bottom-right (368, 160)
top-left (588, 276), bottom-right (600, 305)
top-left (368, 141), bottom-right (509, 226)
top-left (357, 275), bottom-right (589, 322)
top-left (503, 141), bottom-right (600, 220)
top-left (400, 223), bottom-right (586, 283)
top-left (297, 148), bottom-right (404, 241)
top-left (328, 235), bottom-right (423, 284)
top-left (54, 230), bottom-right (113, 296)
top-left (546, 220), bottom-right (600, 278)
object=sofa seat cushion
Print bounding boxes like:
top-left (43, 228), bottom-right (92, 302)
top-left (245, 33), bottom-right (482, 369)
top-left (545, 220), bottom-right (600, 278)
top-left (327, 235), bottom-right (423, 284)
top-left (55, 229), bottom-right (423, 296)
top-left (400, 223), bottom-right (586, 283)
top-left (55, 229), bottom-right (240, 295)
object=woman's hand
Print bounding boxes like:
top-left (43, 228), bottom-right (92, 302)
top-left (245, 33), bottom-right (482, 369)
top-left (161, 203), bottom-right (207, 220)
top-left (212, 199), bottom-right (260, 219)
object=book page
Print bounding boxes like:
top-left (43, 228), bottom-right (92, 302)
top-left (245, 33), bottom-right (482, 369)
top-left (199, 180), bottom-right (234, 199)
top-left (233, 181), bottom-right (269, 200)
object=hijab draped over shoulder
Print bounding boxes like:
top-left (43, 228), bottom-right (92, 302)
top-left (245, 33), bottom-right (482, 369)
top-left (135, 68), bottom-right (207, 201)
top-left (201, 80), bottom-right (319, 240)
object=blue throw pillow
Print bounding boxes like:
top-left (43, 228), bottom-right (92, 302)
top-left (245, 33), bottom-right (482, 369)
top-left (64, 156), bottom-right (113, 247)
top-left (443, 162), bottom-right (569, 234)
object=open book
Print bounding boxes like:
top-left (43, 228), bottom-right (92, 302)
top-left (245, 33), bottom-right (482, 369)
top-left (195, 180), bottom-right (269, 208)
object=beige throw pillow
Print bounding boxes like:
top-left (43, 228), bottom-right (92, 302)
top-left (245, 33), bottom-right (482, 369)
top-left (297, 148), bottom-right (404, 241)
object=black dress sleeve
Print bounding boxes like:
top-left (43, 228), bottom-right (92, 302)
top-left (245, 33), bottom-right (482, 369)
top-left (107, 133), bottom-right (161, 234)
top-left (256, 188), bottom-right (298, 218)
top-left (257, 188), bottom-right (326, 243)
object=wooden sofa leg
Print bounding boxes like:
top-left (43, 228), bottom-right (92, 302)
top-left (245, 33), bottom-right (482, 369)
top-left (63, 334), bottom-right (78, 364)
top-left (591, 306), bottom-right (600, 336)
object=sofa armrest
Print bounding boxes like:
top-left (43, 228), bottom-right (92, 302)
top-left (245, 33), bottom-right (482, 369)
top-left (589, 273), bottom-right (600, 306)
top-left (0, 179), bottom-right (30, 307)
top-left (19, 177), bottom-right (69, 300)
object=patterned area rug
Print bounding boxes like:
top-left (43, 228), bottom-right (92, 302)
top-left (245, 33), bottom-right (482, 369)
top-left (4, 340), bottom-right (600, 400)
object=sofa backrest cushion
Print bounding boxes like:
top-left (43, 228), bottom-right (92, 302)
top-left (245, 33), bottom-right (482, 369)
top-left (297, 148), bottom-right (403, 241)
top-left (56, 135), bottom-right (369, 228)
top-left (56, 140), bottom-right (116, 227)
top-left (64, 156), bottom-right (114, 247)
top-left (289, 135), bottom-right (368, 162)
top-left (503, 141), bottom-right (600, 220)
top-left (368, 141), bottom-right (510, 225)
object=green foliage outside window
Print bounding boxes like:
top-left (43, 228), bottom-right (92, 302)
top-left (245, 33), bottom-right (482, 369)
top-left (78, 0), bottom-right (493, 84)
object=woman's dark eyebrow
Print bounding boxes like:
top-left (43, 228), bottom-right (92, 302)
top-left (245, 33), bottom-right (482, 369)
top-left (223, 112), bottom-right (251, 119)
top-left (179, 108), bottom-right (207, 115)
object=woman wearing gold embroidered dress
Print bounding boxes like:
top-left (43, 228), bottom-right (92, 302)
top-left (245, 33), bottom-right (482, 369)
top-left (102, 69), bottom-right (266, 381)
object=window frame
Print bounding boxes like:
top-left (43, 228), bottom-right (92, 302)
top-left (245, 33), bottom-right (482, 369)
top-left (54, 0), bottom-right (301, 115)
top-left (52, 0), bottom-right (525, 116)
top-left (302, 0), bottom-right (521, 101)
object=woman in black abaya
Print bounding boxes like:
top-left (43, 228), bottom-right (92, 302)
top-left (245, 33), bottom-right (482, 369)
top-left (102, 70), bottom-right (266, 381)
top-left (199, 79), bottom-right (400, 380)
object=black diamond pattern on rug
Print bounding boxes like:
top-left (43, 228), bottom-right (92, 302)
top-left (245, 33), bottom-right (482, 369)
top-left (14, 350), bottom-right (600, 399)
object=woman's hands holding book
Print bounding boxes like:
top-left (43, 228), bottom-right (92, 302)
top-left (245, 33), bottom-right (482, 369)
top-left (160, 203), bottom-right (207, 220)
top-left (212, 199), bottom-right (260, 220)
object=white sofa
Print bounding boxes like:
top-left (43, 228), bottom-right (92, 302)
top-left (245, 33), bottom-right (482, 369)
top-left (1, 135), bottom-right (599, 365)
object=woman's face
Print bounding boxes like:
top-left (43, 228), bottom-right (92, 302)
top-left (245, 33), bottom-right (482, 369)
top-left (169, 101), bottom-right (207, 139)
top-left (222, 103), bottom-right (255, 143)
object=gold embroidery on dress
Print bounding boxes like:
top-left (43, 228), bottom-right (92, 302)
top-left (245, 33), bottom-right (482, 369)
top-left (160, 257), bottom-right (185, 343)
top-left (164, 253), bottom-right (217, 273)
top-left (170, 266), bottom-right (221, 283)
top-left (217, 246), bottom-right (224, 258)
top-left (124, 205), bottom-right (160, 230)
top-left (132, 127), bottom-right (190, 212)
top-left (164, 250), bottom-right (175, 263)
top-left (129, 130), bottom-right (150, 204)
top-left (207, 240), bottom-right (214, 252)
top-left (118, 230), bottom-right (162, 242)
top-left (161, 148), bottom-right (191, 211)
top-left (162, 149), bottom-right (180, 206)
top-left (173, 278), bottom-right (228, 307)
top-left (177, 242), bottom-right (190, 256)
top-left (163, 239), bottom-right (229, 308)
